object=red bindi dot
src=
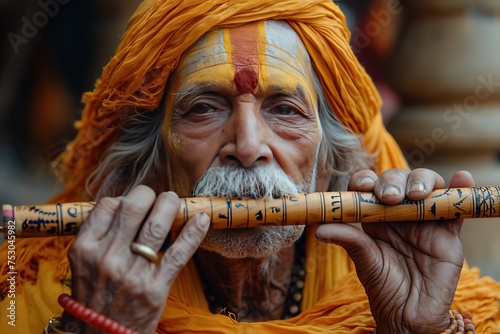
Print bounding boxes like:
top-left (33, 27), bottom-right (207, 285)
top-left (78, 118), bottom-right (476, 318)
top-left (234, 68), bottom-right (258, 93)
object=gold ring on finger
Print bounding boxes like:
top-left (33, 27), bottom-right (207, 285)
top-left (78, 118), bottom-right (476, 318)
top-left (130, 242), bottom-right (158, 263)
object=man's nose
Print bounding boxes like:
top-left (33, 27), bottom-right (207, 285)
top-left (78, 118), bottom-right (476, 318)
top-left (219, 108), bottom-right (272, 168)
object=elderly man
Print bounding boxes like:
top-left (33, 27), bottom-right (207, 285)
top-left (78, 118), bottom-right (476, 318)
top-left (1, 0), bottom-right (500, 333)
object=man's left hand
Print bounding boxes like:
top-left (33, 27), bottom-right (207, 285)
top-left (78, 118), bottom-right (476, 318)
top-left (316, 168), bottom-right (475, 334)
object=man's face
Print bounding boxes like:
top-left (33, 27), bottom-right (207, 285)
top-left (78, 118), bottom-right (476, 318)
top-left (163, 21), bottom-right (323, 258)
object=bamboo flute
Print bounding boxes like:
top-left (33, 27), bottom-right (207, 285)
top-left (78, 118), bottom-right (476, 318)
top-left (2, 186), bottom-right (500, 239)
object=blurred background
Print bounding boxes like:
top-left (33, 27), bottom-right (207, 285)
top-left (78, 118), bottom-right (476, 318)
top-left (1, 0), bottom-right (499, 280)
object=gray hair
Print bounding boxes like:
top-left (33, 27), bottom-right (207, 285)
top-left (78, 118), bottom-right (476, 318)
top-left (85, 109), bottom-right (167, 199)
top-left (314, 74), bottom-right (373, 191)
top-left (86, 72), bottom-right (372, 199)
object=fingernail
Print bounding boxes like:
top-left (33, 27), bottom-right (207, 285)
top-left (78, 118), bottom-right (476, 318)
top-left (381, 185), bottom-right (400, 197)
top-left (357, 177), bottom-right (375, 187)
top-left (407, 181), bottom-right (426, 194)
top-left (197, 213), bottom-right (210, 228)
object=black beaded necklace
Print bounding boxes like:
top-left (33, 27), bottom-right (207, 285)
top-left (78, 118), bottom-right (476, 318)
top-left (204, 236), bottom-right (306, 321)
top-left (283, 236), bottom-right (307, 319)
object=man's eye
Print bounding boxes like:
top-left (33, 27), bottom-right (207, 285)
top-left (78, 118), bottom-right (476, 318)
top-left (272, 105), bottom-right (297, 115)
top-left (189, 103), bottom-right (217, 114)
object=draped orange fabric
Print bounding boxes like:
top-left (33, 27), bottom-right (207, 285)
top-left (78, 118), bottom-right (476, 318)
top-left (1, 0), bottom-right (500, 333)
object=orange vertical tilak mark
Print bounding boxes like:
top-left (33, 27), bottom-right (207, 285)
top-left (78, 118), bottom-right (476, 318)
top-left (228, 23), bottom-right (260, 93)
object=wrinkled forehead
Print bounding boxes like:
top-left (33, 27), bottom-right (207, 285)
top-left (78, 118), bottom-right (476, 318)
top-left (168, 20), bottom-right (315, 96)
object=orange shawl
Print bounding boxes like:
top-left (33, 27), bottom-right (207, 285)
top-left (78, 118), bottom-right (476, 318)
top-left (1, 0), bottom-right (500, 333)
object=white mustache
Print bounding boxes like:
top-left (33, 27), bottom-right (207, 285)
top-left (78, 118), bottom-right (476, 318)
top-left (192, 165), bottom-right (306, 199)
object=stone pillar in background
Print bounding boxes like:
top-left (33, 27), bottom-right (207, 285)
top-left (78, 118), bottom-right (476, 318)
top-left (387, 0), bottom-right (500, 279)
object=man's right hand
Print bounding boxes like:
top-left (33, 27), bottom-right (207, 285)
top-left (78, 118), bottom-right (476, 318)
top-left (61, 185), bottom-right (210, 334)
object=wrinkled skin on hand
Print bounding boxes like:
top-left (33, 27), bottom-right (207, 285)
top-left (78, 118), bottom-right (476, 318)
top-left (62, 185), bottom-right (210, 334)
top-left (316, 168), bottom-right (475, 334)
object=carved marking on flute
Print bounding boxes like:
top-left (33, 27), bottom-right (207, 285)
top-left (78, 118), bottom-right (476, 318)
top-left (289, 196), bottom-right (299, 202)
top-left (235, 203), bottom-right (246, 208)
top-left (21, 205), bottom-right (60, 234)
top-left (304, 194), bottom-right (308, 226)
top-left (271, 207), bottom-right (280, 213)
top-left (264, 198), bottom-right (267, 223)
top-left (319, 192), bottom-right (325, 225)
top-left (330, 195), bottom-right (341, 212)
top-left (359, 194), bottom-right (378, 204)
top-left (417, 199), bottom-right (424, 221)
top-left (21, 218), bottom-right (57, 234)
top-left (67, 207), bottom-right (78, 218)
top-left (227, 198), bottom-right (232, 228)
top-left (353, 192), bottom-right (361, 222)
top-left (473, 187), bottom-right (496, 217)
top-left (430, 203), bottom-right (436, 217)
top-left (62, 205), bottom-right (82, 235)
top-left (359, 193), bottom-right (380, 221)
top-left (64, 222), bottom-right (78, 234)
top-left (283, 196), bottom-right (288, 226)
top-left (430, 188), bottom-right (452, 198)
top-left (255, 210), bottom-right (263, 220)
top-left (183, 199), bottom-right (190, 223)
top-left (330, 194), bottom-right (342, 222)
top-left (452, 196), bottom-right (468, 213)
top-left (28, 205), bottom-right (57, 216)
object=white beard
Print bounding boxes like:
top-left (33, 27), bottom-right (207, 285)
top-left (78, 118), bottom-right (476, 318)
top-left (191, 165), bottom-right (312, 259)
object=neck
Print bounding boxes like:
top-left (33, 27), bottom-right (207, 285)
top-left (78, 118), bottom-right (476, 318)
top-left (194, 245), bottom-right (295, 322)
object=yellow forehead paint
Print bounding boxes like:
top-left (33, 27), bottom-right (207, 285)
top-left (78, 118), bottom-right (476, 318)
top-left (168, 21), bottom-right (316, 106)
